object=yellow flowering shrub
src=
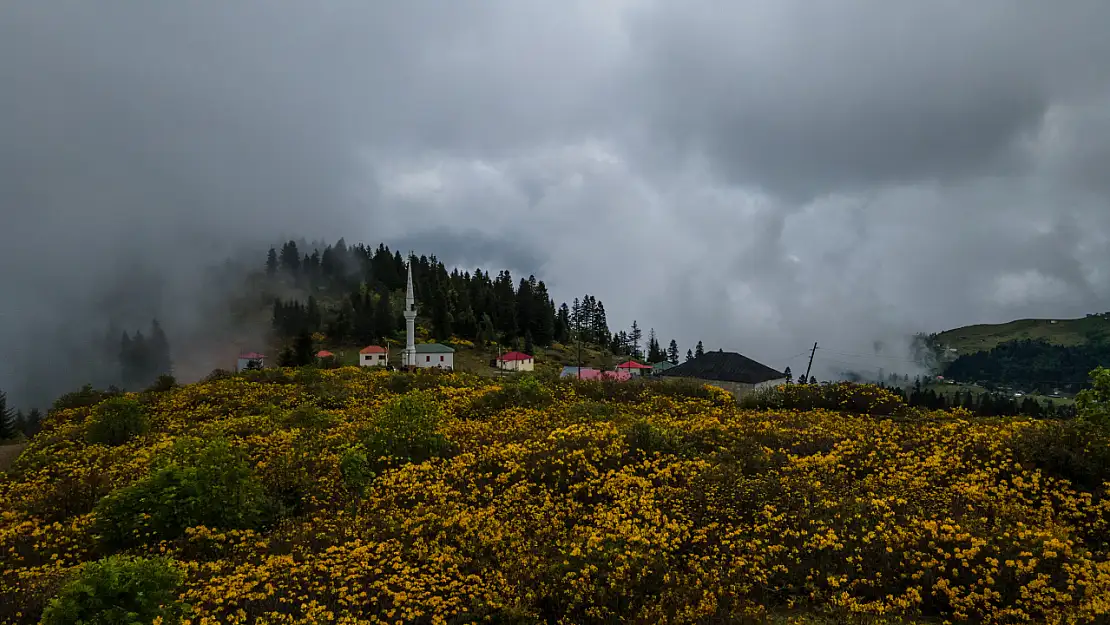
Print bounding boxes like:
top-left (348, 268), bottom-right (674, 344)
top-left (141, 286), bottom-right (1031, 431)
top-left (1, 371), bottom-right (1109, 624)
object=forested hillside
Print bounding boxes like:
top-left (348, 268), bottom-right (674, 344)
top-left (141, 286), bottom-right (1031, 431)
top-left (934, 314), bottom-right (1110, 356)
top-left (943, 339), bottom-right (1110, 394)
top-left (262, 240), bottom-right (682, 366)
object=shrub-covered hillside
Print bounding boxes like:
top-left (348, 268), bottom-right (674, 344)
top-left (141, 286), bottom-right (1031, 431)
top-left (2, 370), bottom-right (1110, 624)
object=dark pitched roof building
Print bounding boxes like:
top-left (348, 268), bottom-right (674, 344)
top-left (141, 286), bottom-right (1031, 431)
top-left (656, 350), bottom-right (785, 385)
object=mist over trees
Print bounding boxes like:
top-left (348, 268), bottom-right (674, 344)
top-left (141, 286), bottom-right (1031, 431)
top-left (263, 240), bottom-right (683, 359)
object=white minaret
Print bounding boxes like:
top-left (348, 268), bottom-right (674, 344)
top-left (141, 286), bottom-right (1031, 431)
top-left (402, 260), bottom-right (417, 368)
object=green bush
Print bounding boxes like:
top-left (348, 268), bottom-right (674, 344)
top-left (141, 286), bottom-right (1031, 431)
top-left (92, 438), bottom-right (273, 548)
top-left (283, 404), bottom-right (335, 430)
top-left (467, 377), bottom-right (553, 418)
top-left (625, 419), bottom-right (685, 456)
top-left (339, 445), bottom-right (373, 494)
top-left (85, 396), bottom-right (150, 446)
top-left (739, 382), bottom-right (905, 416)
top-left (144, 374), bottom-right (177, 394)
top-left (361, 392), bottom-right (450, 466)
top-left (566, 400), bottom-right (616, 422)
top-left (1009, 420), bottom-right (1110, 491)
top-left (40, 555), bottom-right (186, 625)
top-left (1076, 367), bottom-right (1110, 430)
top-left (52, 385), bottom-right (123, 413)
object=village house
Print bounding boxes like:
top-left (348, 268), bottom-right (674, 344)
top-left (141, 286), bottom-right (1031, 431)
top-left (316, 350), bottom-right (335, 361)
top-left (236, 352), bottom-right (265, 372)
top-left (616, 360), bottom-right (653, 377)
top-left (558, 366), bottom-right (631, 381)
top-left (497, 351), bottom-right (535, 372)
top-left (415, 343), bottom-right (454, 370)
top-left (651, 361), bottom-right (677, 376)
top-left (655, 350), bottom-right (787, 399)
top-left (359, 345), bottom-right (388, 367)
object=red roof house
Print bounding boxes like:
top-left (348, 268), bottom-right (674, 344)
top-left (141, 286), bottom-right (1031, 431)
top-left (316, 350), bottom-right (335, 358)
top-left (359, 345), bottom-right (388, 367)
top-left (616, 361), bottom-right (652, 376)
top-left (497, 350), bottom-right (535, 371)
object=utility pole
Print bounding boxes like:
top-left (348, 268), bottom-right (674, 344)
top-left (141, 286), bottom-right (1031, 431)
top-left (803, 342), bottom-right (818, 384)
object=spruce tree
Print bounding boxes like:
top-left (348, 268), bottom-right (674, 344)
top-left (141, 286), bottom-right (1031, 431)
top-left (784, 366), bottom-right (793, 383)
top-left (556, 304), bottom-right (571, 344)
top-left (0, 390), bottom-right (15, 440)
top-left (667, 340), bottom-right (680, 365)
top-left (265, 248), bottom-right (278, 275)
top-left (23, 408), bottom-right (42, 437)
top-left (292, 330), bottom-right (315, 367)
top-left (149, 319), bottom-right (172, 378)
top-left (646, 328), bottom-right (663, 362)
top-left (524, 331), bottom-right (535, 356)
top-left (686, 349), bottom-right (693, 362)
top-left (695, 341), bottom-right (705, 358)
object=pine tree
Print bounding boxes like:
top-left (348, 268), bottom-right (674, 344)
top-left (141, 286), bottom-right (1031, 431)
top-left (686, 349), bottom-right (693, 362)
top-left (667, 340), bottom-right (680, 365)
top-left (0, 390), bottom-right (15, 440)
top-left (292, 330), bottom-right (315, 367)
top-left (629, 321), bottom-right (643, 359)
top-left (22, 408), bottom-right (42, 437)
top-left (809, 375), bottom-right (817, 384)
top-left (266, 248), bottom-right (278, 275)
top-left (646, 329), bottom-right (663, 363)
top-left (784, 366), bottom-right (793, 383)
top-left (149, 319), bottom-right (172, 378)
top-left (695, 341), bottom-right (705, 358)
top-left (524, 331), bottom-right (535, 356)
top-left (555, 304), bottom-right (571, 344)
top-left (592, 301), bottom-right (609, 345)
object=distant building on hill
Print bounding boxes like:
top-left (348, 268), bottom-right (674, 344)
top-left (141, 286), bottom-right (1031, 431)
top-left (651, 361), bottom-right (677, 375)
top-left (415, 343), bottom-right (454, 370)
top-left (616, 361), bottom-right (652, 377)
top-left (359, 345), bottom-right (388, 367)
top-left (560, 366), bottom-right (600, 380)
top-left (237, 352), bottom-right (265, 372)
top-left (558, 366), bottom-right (631, 381)
top-left (497, 351), bottom-right (535, 372)
top-left (655, 350), bottom-right (786, 398)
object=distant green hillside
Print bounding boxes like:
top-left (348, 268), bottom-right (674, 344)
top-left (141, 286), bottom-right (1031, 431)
top-left (935, 313), bottom-right (1110, 356)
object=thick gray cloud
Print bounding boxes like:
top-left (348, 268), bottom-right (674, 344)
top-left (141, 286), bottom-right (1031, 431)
top-left (2, 0), bottom-right (1110, 405)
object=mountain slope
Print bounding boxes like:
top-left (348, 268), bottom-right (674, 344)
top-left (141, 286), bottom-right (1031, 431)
top-left (935, 313), bottom-right (1110, 356)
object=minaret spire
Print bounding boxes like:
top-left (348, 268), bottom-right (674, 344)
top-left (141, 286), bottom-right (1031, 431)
top-left (402, 257), bottom-right (418, 368)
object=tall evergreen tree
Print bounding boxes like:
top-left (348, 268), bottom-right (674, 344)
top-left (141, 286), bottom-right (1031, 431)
top-left (292, 330), bottom-right (315, 367)
top-left (555, 304), bottom-right (571, 344)
top-left (149, 319), bottom-right (172, 378)
top-left (784, 366), bottom-right (793, 383)
top-left (686, 349), bottom-right (694, 362)
top-left (695, 341), bottom-right (705, 358)
top-left (646, 328), bottom-right (663, 362)
top-left (22, 408), bottom-right (42, 437)
top-left (524, 330), bottom-right (535, 356)
top-left (0, 389), bottom-right (14, 440)
top-left (592, 301), bottom-right (609, 345)
top-left (266, 248), bottom-right (278, 275)
top-left (667, 340), bottom-right (680, 365)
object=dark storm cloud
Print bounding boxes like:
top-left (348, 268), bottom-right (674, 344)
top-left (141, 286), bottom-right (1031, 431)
top-left (622, 0), bottom-right (1110, 199)
top-left (2, 0), bottom-right (1110, 403)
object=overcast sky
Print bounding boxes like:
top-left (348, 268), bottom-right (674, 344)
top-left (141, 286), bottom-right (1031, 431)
top-left (3, 0), bottom-right (1110, 402)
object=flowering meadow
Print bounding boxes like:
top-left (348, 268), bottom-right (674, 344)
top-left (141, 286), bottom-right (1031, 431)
top-left (2, 369), bottom-right (1109, 624)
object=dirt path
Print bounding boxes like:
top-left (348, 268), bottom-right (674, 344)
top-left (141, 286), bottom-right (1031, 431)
top-left (0, 442), bottom-right (27, 473)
